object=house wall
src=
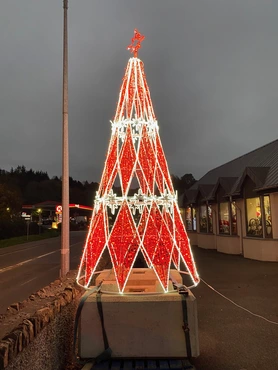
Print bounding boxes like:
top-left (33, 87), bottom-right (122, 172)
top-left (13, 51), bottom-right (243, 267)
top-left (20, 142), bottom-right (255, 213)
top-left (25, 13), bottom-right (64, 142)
top-left (197, 233), bottom-right (216, 249)
top-left (270, 193), bottom-right (278, 239)
top-left (183, 191), bottom-right (278, 262)
top-left (243, 238), bottom-right (278, 261)
top-left (187, 232), bottom-right (198, 246)
top-left (196, 207), bottom-right (200, 233)
top-left (211, 204), bottom-right (218, 235)
top-left (216, 235), bottom-right (241, 254)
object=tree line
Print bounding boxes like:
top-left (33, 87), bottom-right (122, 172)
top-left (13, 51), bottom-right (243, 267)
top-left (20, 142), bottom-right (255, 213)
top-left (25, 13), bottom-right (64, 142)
top-left (0, 165), bottom-right (196, 217)
top-left (0, 166), bottom-right (99, 217)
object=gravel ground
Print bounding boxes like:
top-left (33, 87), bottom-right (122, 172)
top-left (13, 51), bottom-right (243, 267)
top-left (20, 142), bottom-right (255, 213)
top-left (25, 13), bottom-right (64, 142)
top-left (190, 246), bottom-right (278, 370)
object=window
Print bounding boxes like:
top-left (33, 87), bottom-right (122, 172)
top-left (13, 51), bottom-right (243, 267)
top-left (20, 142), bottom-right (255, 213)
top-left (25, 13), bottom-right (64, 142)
top-left (219, 202), bottom-right (229, 234)
top-left (208, 205), bottom-right (213, 233)
top-left (246, 197), bottom-right (263, 237)
top-left (264, 196), bottom-right (272, 238)
top-left (180, 208), bottom-right (186, 225)
top-left (244, 176), bottom-right (272, 238)
top-left (200, 205), bottom-right (207, 232)
top-left (192, 207), bottom-right (197, 231)
top-left (246, 196), bottom-right (273, 238)
top-left (231, 202), bottom-right (237, 235)
top-left (185, 207), bottom-right (197, 231)
top-left (219, 201), bottom-right (237, 235)
top-left (185, 207), bottom-right (192, 231)
top-left (200, 204), bottom-right (213, 233)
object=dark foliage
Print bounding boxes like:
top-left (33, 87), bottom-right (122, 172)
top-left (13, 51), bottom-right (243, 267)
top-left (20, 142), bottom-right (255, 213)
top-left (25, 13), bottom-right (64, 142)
top-left (0, 165), bottom-right (99, 206)
top-left (0, 218), bottom-right (43, 240)
top-left (171, 173), bottom-right (197, 195)
top-left (0, 166), bottom-right (98, 240)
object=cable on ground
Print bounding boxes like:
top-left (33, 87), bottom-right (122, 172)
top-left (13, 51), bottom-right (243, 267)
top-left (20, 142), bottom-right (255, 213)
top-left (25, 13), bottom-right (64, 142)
top-left (200, 277), bottom-right (278, 325)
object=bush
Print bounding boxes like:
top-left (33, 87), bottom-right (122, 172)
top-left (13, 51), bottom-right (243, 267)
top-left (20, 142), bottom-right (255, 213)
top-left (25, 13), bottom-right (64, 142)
top-left (0, 218), bottom-right (44, 240)
top-left (28, 222), bottom-right (44, 235)
top-left (0, 217), bottom-right (26, 240)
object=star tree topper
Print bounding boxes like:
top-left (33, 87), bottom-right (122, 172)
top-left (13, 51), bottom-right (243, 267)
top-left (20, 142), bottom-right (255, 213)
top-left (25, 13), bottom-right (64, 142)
top-left (127, 29), bottom-right (145, 57)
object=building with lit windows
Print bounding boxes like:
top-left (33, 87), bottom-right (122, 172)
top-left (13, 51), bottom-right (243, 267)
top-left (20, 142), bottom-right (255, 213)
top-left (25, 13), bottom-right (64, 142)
top-left (180, 139), bottom-right (278, 262)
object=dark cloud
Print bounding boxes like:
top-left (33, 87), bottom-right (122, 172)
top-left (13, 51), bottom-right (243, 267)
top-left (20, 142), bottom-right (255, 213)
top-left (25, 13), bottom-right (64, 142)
top-left (1, 0), bottom-right (278, 182)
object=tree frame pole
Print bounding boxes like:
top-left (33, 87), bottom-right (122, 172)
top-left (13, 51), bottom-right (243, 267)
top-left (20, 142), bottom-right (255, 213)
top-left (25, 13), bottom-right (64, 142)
top-left (61, 0), bottom-right (70, 277)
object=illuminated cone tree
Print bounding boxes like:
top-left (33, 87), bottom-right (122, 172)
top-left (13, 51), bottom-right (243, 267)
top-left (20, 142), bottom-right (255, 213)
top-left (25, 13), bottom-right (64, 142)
top-left (77, 30), bottom-right (200, 293)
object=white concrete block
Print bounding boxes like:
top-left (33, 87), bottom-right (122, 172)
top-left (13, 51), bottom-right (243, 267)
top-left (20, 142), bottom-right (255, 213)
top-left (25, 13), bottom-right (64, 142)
top-left (79, 269), bottom-right (199, 359)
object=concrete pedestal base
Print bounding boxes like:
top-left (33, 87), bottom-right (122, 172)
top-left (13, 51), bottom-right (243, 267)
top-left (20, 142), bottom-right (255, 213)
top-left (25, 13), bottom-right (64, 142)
top-left (79, 269), bottom-right (199, 359)
top-left (95, 268), bottom-right (183, 293)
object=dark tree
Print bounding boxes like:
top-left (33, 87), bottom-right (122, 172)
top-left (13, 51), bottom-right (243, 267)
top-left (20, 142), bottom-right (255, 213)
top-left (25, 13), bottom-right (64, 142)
top-left (0, 166), bottom-right (99, 207)
top-left (171, 173), bottom-right (197, 195)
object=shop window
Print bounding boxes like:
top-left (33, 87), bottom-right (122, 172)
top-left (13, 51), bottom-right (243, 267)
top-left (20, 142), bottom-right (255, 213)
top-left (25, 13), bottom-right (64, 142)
top-left (231, 202), bottom-right (237, 235)
top-left (219, 201), bottom-right (237, 235)
top-left (180, 207), bottom-right (185, 222)
top-left (200, 204), bottom-right (213, 233)
top-left (219, 202), bottom-right (230, 234)
top-left (208, 205), bottom-right (213, 233)
top-left (264, 196), bottom-right (272, 238)
top-left (199, 205), bottom-right (207, 233)
top-left (192, 207), bottom-right (197, 231)
top-left (246, 197), bottom-right (263, 237)
top-left (185, 207), bottom-right (192, 231)
top-left (246, 195), bottom-right (273, 238)
top-left (185, 207), bottom-right (197, 232)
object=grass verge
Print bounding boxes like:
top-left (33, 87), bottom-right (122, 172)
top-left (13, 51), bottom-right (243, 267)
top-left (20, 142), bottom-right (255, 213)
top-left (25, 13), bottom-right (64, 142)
top-left (0, 230), bottom-right (60, 249)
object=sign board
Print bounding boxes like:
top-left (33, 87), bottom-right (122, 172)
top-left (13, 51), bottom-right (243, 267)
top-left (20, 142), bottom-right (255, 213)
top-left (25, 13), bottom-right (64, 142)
top-left (22, 212), bottom-right (31, 221)
top-left (56, 205), bottom-right (62, 214)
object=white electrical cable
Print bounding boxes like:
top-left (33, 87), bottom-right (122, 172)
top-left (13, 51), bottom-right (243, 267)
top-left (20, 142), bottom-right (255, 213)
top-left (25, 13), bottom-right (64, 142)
top-left (201, 278), bottom-right (278, 325)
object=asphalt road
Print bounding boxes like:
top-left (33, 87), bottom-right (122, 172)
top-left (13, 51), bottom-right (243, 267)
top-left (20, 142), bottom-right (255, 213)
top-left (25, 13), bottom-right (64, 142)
top-left (190, 246), bottom-right (278, 370)
top-left (0, 231), bottom-right (86, 313)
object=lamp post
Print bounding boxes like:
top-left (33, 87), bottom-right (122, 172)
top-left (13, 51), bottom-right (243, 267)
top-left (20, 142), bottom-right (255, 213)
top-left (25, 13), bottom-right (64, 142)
top-left (61, 0), bottom-right (70, 277)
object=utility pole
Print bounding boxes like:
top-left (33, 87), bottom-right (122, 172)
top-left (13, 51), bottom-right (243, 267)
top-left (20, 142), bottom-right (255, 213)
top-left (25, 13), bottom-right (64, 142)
top-left (61, 0), bottom-right (70, 277)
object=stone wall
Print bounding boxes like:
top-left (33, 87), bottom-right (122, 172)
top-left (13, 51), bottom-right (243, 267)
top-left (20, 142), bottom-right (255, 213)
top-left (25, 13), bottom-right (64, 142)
top-left (0, 278), bottom-right (84, 370)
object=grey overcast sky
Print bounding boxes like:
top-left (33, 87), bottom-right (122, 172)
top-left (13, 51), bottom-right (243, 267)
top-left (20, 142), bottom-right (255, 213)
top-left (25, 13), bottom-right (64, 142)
top-left (1, 0), bottom-right (278, 182)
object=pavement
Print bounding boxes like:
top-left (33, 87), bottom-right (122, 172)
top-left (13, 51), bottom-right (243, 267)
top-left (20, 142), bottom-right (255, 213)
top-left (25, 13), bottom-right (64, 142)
top-left (189, 246), bottom-right (278, 370)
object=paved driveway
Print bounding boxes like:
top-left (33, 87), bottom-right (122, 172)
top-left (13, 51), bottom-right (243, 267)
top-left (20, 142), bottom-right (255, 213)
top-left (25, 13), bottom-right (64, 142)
top-left (189, 247), bottom-right (278, 370)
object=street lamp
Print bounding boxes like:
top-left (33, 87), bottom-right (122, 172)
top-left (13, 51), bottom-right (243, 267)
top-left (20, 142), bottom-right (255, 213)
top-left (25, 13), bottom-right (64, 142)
top-left (61, 0), bottom-right (70, 277)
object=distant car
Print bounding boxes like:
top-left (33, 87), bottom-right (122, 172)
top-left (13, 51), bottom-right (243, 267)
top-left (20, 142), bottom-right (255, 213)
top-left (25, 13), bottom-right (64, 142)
top-left (42, 219), bottom-right (52, 229)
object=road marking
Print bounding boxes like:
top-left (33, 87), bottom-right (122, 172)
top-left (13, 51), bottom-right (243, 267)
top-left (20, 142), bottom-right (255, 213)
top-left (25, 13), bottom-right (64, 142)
top-left (0, 250), bottom-right (58, 274)
top-left (0, 238), bottom-right (83, 257)
top-left (0, 241), bottom-right (83, 274)
top-left (0, 242), bottom-right (49, 257)
top-left (19, 276), bottom-right (37, 287)
top-left (71, 242), bottom-right (83, 247)
top-left (19, 265), bottom-right (59, 287)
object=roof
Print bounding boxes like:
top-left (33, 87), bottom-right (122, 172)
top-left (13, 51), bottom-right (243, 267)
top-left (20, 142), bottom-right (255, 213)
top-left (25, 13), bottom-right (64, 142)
top-left (187, 138), bottom-right (278, 203)
top-left (181, 189), bottom-right (198, 206)
top-left (231, 167), bottom-right (270, 195)
top-left (198, 184), bottom-right (215, 200)
top-left (210, 177), bottom-right (238, 199)
top-left (33, 200), bottom-right (60, 207)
